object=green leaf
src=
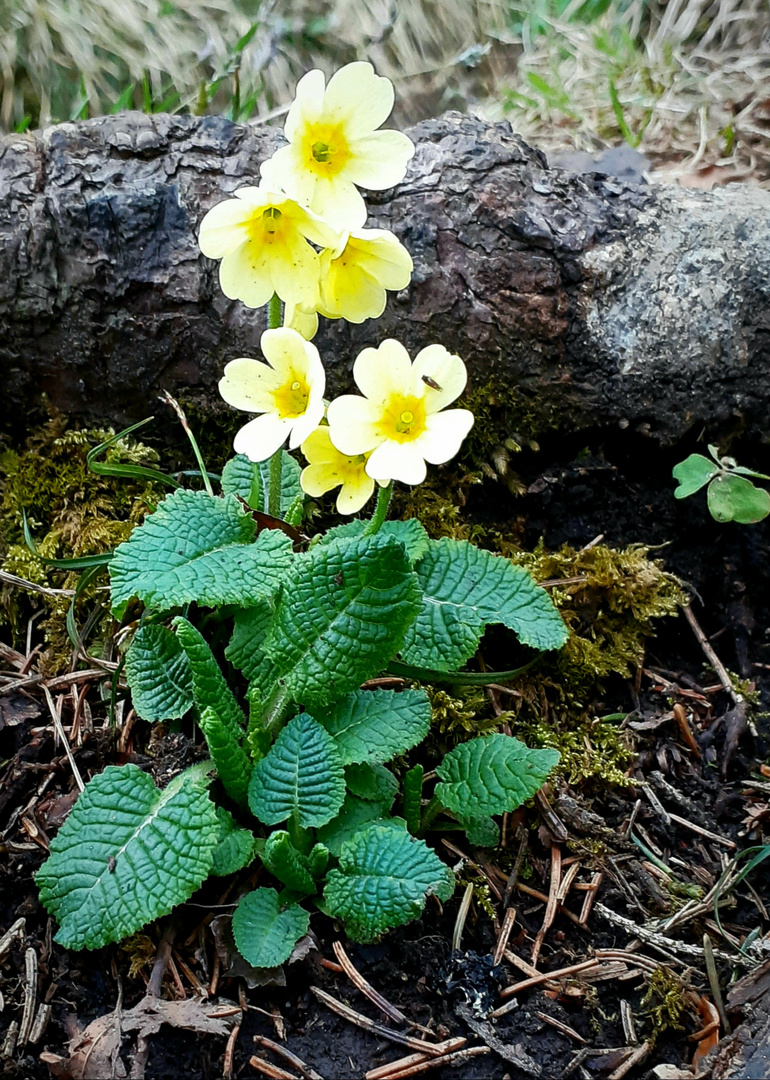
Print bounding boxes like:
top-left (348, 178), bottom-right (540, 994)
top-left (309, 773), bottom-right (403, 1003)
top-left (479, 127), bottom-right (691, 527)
top-left (435, 734), bottom-right (560, 818)
top-left (37, 763), bottom-right (219, 950)
top-left (672, 454), bottom-right (720, 499)
top-left (315, 689), bottom-right (432, 765)
top-left (221, 452), bottom-right (302, 516)
top-left (249, 713), bottom-right (346, 828)
top-left (345, 763), bottom-right (398, 804)
top-left (459, 815), bottom-right (501, 847)
top-left (401, 539), bottom-right (568, 671)
top-left (261, 831), bottom-right (316, 895)
top-left (264, 534), bottom-right (422, 707)
top-left (402, 765), bottom-right (424, 835)
top-left (316, 794), bottom-right (395, 857)
top-left (318, 519), bottom-right (429, 563)
top-left (211, 808), bottom-right (256, 877)
top-left (173, 618), bottom-right (250, 806)
top-left (225, 604), bottom-right (277, 687)
top-left (124, 624), bottom-right (193, 722)
top-left (232, 887), bottom-right (309, 968)
top-left (707, 473), bottom-right (770, 523)
top-left (324, 824), bottom-right (455, 942)
top-left (110, 489), bottom-right (293, 616)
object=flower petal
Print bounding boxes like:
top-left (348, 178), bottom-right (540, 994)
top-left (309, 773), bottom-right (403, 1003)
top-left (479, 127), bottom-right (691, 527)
top-left (260, 327), bottom-right (323, 388)
top-left (352, 339), bottom-right (415, 404)
top-left (411, 345), bottom-right (468, 411)
top-left (308, 174), bottom-right (367, 232)
top-left (218, 244), bottom-right (276, 309)
top-left (337, 471), bottom-right (375, 515)
top-left (322, 61), bottom-right (395, 139)
top-left (288, 397), bottom-right (326, 449)
top-left (300, 462), bottom-right (340, 499)
top-left (284, 301), bottom-right (319, 340)
top-left (285, 68), bottom-right (326, 142)
top-left (198, 198), bottom-right (258, 259)
top-left (365, 441), bottom-right (427, 486)
top-left (219, 357), bottom-right (281, 413)
top-left (233, 412), bottom-right (293, 462)
top-left (266, 230), bottom-right (322, 309)
top-left (318, 259), bottom-right (386, 323)
top-left (344, 130), bottom-right (415, 189)
top-left (346, 229), bottom-right (413, 290)
top-left (300, 425), bottom-right (338, 465)
top-left (416, 409), bottom-right (475, 465)
top-left (260, 145), bottom-right (316, 207)
top-left (326, 395), bottom-right (382, 455)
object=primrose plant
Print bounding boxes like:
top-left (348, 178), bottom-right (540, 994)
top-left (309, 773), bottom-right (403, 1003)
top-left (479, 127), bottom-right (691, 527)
top-left (37, 63), bottom-right (569, 968)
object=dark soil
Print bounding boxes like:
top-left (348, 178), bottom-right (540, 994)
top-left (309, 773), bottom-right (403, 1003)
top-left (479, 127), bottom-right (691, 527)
top-left (2, 429), bottom-right (769, 1080)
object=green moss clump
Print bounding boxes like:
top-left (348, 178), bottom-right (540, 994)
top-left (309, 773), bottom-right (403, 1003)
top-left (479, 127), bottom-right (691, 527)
top-left (642, 967), bottom-right (689, 1040)
top-left (0, 414), bottom-right (167, 672)
top-left (514, 715), bottom-right (635, 787)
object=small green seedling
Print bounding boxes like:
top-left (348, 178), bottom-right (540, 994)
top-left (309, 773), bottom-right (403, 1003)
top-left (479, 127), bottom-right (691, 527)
top-left (672, 445), bottom-right (770, 524)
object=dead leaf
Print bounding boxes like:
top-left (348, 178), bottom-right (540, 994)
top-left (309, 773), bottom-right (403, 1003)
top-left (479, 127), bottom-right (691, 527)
top-left (691, 995), bottom-right (720, 1075)
top-left (42, 994), bottom-right (241, 1079)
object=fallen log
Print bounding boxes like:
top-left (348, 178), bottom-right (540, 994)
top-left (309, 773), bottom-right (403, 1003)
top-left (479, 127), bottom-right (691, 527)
top-left (2, 110), bottom-right (769, 443)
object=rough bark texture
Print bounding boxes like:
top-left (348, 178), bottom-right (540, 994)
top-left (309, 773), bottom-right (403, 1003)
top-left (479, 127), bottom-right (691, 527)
top-left (2, 110), bottom-right (769, 442)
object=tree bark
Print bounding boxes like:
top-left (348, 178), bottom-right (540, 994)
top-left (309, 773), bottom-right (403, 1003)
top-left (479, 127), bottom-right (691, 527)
top-left (2, 110), bottom-right (769, 443)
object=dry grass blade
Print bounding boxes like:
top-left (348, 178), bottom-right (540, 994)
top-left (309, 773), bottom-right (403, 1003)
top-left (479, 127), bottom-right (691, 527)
top-left (535, 1011), bottom-right (586, 1044)
top-left (493, 907), bottom-right (517, 967)
top-left (42, 684), bottom-right (84, 792)
top-left (309, 988), bottom-right (444, 1056)
top-left (253, 1036), bottom-right (323, 1080)
top-left (249, 1056), bottom-right (298, 1080)
top-left (532, 844), bottom-right (562, 965)
top-left (452, 882), bottom-right (474, 952)
top-left (607, 1040), bottom-right (650, 1079)
top-left (365, 1040), bottom-right (466, 1080)
top-left (332, 941), bottom-right (422, 1032)
top-left (493, 958), bottom-right (601, 1014)
top-left (374, 1046), bottom-right (490, 1080)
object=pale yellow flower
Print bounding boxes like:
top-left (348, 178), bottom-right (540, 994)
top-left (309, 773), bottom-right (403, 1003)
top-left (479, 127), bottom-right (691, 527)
top-left (219, 328), bottom-right (325, 462)
top-left (318, 229), bottom-right (413, 324)
top-left (198, 187), bottom-right (339, 310)
top-left (260, 62), bottom-right (415, 231)
top-left (326, 341), bottom-right (474, 486)
top-left (300, 426), bottom-right (383, 515)
top-left (284, 301), bottom-right (319, 341)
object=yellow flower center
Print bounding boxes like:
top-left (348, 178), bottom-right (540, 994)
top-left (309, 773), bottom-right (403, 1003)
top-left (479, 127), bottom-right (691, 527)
top-left (302, 123), bottom-right (351, 177)
top-left (251, 206), bottom-right (286, 243)
top-left (379, 396), bottom-right (426, 443)
top-left (273, 374), bottom-right (310, 419)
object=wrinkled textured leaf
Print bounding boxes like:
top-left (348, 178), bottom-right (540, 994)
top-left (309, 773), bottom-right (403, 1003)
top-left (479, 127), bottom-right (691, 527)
top-left (211, 808), bottom-right (256, 877)
top-left (264, 534), bottom-right (422, 707)
top-left (174, 618), bottom-right (250, 805)
top-left (221, 452), bottom-right (302, 516)
top-left (318, 519), bottom-right (430, 563)
top-left (672, 454), bottom-right (719, 499)
top-left (316, 688), bottom-right (431, 765)
top-left (249, 713), bottom-right (346, 828)
top-left (110, 489), bottom-right (293, 615)
top-left (459, 815), bottom-right (501, 847)
top-left (37, 763), bottom-right (219, 949)
top-left (707, 473), bottom-right (770, 523)
top-left (436, 734), bottom-right (560, 818)
top-left (232, 887), bottom-right (309, 968)
top-left (345, 762), bottom-right (398, 804)
top-left (124, 624), bottom-right (192, 722)
top-left (324, 824), bottom-right (455, 941)
top-left (261, 831), bottom-right (316, 895)
top-left (317, 794), bottom-right (396, 857)
top-left (401, 539), bottom-right (568, 670)
top-left (225, 604), bottom-right (277, 687)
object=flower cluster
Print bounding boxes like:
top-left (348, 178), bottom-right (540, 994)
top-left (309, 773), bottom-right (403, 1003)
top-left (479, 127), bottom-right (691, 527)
top-left (199, 61), bottom-right (474, 514)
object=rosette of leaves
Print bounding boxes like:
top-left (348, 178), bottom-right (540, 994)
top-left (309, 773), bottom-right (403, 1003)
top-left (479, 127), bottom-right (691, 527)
top-left (36, 460), bottom-right (568, 964)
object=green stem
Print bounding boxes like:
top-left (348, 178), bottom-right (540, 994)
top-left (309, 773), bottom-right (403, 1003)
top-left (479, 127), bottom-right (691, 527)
top-left (363, 483), bottom-right (393, 536)
top-left (419, 794), bottom-right (444, 837)
top-left (268, 451), bottom-right (282, 518)
top-left (386, 655), bottom-right (541, 687)
top-left (402, 765), bottom-right (424, 836)
top-left (265, 292), bottom-right (284, 515)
